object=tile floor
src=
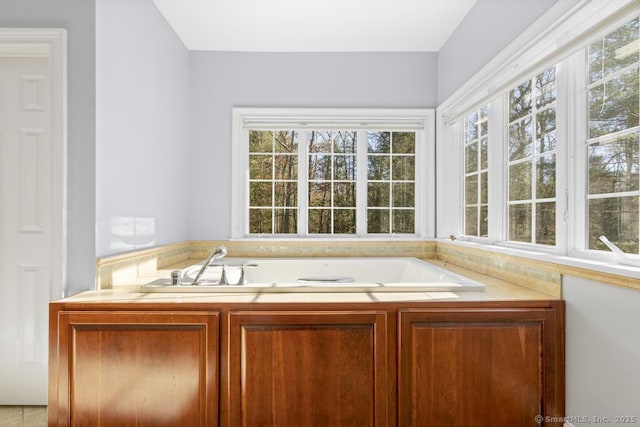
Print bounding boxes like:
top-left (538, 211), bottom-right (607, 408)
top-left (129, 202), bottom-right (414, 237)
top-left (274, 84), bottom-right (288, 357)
top-left (0, 406), bottom-right (46, 427)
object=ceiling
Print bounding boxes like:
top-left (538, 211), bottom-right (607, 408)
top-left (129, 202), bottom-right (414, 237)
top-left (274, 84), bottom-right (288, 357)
top-left (152, 0), bottom-right (477, 52)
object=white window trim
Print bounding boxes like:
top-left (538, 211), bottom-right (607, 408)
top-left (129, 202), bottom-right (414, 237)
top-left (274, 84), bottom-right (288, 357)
top-left (437, 1), bottom-right (640, 275)
top-left (231, 108), bottom-right (435, 239)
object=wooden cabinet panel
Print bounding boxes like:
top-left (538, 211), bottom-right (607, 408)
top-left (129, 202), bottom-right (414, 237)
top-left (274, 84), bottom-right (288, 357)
top-left (226, 310), bottom-right (388, 426)
top-left (53, 311), bottom-right (218, 427)
top-left (398, 307), bottom-right (563, 427)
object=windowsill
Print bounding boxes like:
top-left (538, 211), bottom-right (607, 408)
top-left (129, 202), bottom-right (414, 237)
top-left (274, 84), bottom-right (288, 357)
top-left (229, 236), bottom-right (431, 242)
top-left (441, 238), bottom-right (640, 282)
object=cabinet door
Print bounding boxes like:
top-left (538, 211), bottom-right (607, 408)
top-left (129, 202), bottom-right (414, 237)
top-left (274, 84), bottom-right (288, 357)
top-left (53, 311), bottom-right (219, 427)
top-left (398, 306), bottom-right (564, 427)
top-left (226, 310), bottom-right (388, 426)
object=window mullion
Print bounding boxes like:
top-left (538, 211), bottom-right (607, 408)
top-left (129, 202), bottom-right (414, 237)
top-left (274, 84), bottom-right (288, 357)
top-left (565, 49), bottom-right (588, 252)
top-left (298, 130), bottom-right (309, 236)
top-left (488, 96), bottom-right (506, 241)
top-left (356, 130), bottom-right (368, 236)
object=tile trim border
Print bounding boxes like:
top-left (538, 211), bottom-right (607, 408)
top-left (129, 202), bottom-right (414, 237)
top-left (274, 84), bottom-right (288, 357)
top-left (95, 240), bottom-right (640, 296)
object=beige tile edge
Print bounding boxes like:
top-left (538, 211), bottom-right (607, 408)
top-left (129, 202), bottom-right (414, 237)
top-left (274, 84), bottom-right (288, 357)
top-left (436, 242), bottom-right (562, 298)
top-left (95, 239), bottom-right (640, 295)
top-left (96, 240), bottom-right (437, 289)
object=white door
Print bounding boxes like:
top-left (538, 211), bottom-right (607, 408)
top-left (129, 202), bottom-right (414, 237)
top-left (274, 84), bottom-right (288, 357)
top-left (0, 30), bottom-right (66, 405)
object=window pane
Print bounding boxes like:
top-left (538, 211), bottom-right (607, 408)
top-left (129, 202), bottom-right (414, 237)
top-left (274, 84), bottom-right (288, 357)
top-left (536, 107), bottom-right (556, 153)
top-left (249, 209), bottom-right (272, 234)
top-left (274, 155), bottom-right (297, 180)
top-left (249, 155), bottom-right (272, 180)
top-left (250, 182), bottom-right (272, 206)
top-left (535, 67), bottom-right (556, 108)
top-left (309, 182), bottom-right (331, 207)
top-left (249, 130), bottom-right (273, 152)
top-left (309, 131), bottom-right (333, 153)
top-left (465, 207), bottom-right (478, 236)
top-left (589, 69), bottom-right (639, 138)
top-left (392, 156), bottom-right (415, 180)
top-left (480, 137), bottom-right (488, 169)
top-left (589, 134), bottom-right (640, 195)
top-left (334, 155), bottom-right (356, 180)
top-left (393, 183), bottom-right (414, 208)
top-left (479, 206), bottom-right (488, 237)
top-left (367, 132), bottom-right (390, 153)
top-left (588, 18), bottom-right (639, 84)
top-left (536, 202), bottom-right (556, 245)
top-left (509, 80), bottom-right (532, 122)
top-left (367, 209), bottom-right (390, 233)
top-left (274, 209), bottom-right (297, 233)
top-left (589, 196), bottom-right (639, 253)
top-left (334, 209), bottom-right (356, 234)
top-left (509, 204), bottom-right (532, 242)
top-left (274, 131), bottom-right (297, 153)
top-left (465, 175), bottom-right (478, 205)
top-left (309, 154), bottom-right (332, 180)
top-left (392, 132), bottom-right (415, 154)
top-left (367, 156), bottom-right (390, 180)
top-left (465, 142), bottom-right (478, 173)
top-left (334, 182), bottom-right (356, 207)
top-left (368, 182), bottom-right (390, 207)
top-left (480, 172), bottom-right (488, 204)
top-left (537, 155), bottom-right (556, 199)
top-left (274, 182), bottom-right (297, 207)
top-left (509, 162), bottom-right (532, 201)
top-left (308, 209), bottom-right (332, 234)
top-left (509, 117), bottom-right (533, 161)
top-left (392, 210), bottom-right (415, 233)
top-left (333, 131), bottom-right (356, 154)
top-left (464, 112), bottom-right (478, 142)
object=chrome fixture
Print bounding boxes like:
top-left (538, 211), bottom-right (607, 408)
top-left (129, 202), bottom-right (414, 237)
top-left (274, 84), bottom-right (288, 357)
top-left (599, 236), bottom-right (640, 267)
top-left (170, 270), bottom-right (182, 285)
top-left (190, 246), bottom-right (228, 285)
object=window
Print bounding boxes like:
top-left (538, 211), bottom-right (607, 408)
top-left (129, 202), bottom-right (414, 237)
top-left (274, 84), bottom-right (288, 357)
top-left (507, 67), bottom-right (557, 245)
top-left (366, 131), bottom-right (416, 234)
top-left (463, 106), bottom-right (489, 237)
top-left (307, 130), bottom-right (357, 234)
top-left (248, 131), bottom-right (298, 234)
top-left (587, 17), bottom-right (640, 253)
top-left (438, 3), bottom-right (640, 267)
top-left (232, 109), bottom-right (434, 238)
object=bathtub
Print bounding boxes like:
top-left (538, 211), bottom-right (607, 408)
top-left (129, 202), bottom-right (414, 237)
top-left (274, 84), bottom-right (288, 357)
top-left (140, 257), bottom-right (485, 293)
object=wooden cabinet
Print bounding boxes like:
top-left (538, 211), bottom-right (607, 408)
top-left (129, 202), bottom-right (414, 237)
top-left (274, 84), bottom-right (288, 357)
top-left (224, 310), bottom-right (389, 426)
top-left (49, 301), bottom-right (563, 426)
top-left (49, 310), bottom-right (219, 426)
top-left (398, 307), bottom-right (564, 427)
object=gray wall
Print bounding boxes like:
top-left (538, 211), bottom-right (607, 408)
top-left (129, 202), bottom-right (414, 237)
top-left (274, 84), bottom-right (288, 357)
top-left (437, 0), bottom-right (558, 104)
top-left (0, 0), bottom-right (96, 295)
top-left (95, 0), bottom-right (190, 257)
top-left (563, 276), bottom-right (640, 426)
top-left (189, 51), bottom-right (437, 238)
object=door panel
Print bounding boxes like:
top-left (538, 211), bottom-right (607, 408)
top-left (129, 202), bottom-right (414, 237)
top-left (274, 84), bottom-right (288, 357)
top-left (226, 310), bottom-right (388, 426)
top-left (0, 54), bottom-right (53, 404)
top-left (398, 308), bottom-right (562, 427)
top-left (54, 311), bottom-right (219, 427)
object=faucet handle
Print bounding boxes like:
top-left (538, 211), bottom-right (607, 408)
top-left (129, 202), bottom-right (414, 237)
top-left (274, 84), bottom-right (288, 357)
top-left (218, 265), bottom-right (230, 286)
top-left (237, 265), bottom-right (248, 286)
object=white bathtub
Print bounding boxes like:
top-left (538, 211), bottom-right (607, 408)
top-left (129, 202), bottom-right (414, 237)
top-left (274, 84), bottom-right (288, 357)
top-left (140, 257), bottom-right (485, 293)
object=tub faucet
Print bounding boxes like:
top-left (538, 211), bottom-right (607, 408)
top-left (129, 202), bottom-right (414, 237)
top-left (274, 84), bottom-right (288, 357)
top-left (190, 246), bottom-right (228, 285)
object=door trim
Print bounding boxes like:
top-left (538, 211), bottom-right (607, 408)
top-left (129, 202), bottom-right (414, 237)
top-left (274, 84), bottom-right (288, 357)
top-left (0, 28), bottom-right (67, 299)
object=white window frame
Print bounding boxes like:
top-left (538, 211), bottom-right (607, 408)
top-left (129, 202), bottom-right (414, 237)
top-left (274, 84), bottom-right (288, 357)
top-left (231, 108), bottom-right (435, 239)
top-left (437, 0), bottom-right (640, 269)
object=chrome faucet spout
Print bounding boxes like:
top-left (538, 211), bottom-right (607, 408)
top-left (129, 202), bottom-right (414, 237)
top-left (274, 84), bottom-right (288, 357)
top-left (190, 246), bottom-right (228, 285)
